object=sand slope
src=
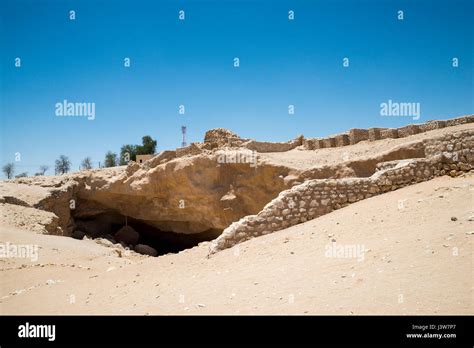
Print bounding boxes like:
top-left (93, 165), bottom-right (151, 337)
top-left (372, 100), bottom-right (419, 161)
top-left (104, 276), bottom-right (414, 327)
top-left (1, 174), bottom-right (472, 315)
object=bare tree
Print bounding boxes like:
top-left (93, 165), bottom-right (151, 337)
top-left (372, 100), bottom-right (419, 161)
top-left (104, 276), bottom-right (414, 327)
top-left (81, 157), bottom-right (93, 170)
top-left (40, 165), bottom-right (49, 175)
top-left (37, 165), bottom-right (49, 175)
top-left (55, 155), bottom-right (71, 175)
top-left (2, 163), bottom-right (14, 179)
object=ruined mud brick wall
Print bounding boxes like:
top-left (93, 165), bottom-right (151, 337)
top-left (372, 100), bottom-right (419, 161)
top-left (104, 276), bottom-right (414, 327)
top-left (335, 134), bottom-right (350, 147)
top-left (397, 125), bottom-right (420, 137)
top-left (349, 128), bottom-right (369, 144)
top-left (302, 115), bottom-right (473, 150)
top-left (379, 128), bottom-right (398, 139)
top-left (141, 115), bottom-right (473, 164)
top-left (210, 129), bottom-right (474, 253)
top-left (242, 138), bottom-right (302, 153)
top-left (418, 120), bottom-right (446, 132)
top-left (146, 116), bottom-right (473, 161)
top-left (368, 128), bottom-right (387, 141)
top-left (322, 137), bottom-right (336, 148)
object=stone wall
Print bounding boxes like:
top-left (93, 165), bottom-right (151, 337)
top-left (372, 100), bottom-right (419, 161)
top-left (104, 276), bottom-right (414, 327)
top-left (349, 128), bottom-right (369, 145)
top-left (210, 129), bottom-right (474, 253)
top-left (368, 128), bottom-right (387, 141)
top-left (303, 115), bottom-right (473, 150)
top-left (144, 116), bottom-right (473, 162)
top-left (242, 138), bottom-right (302, 153)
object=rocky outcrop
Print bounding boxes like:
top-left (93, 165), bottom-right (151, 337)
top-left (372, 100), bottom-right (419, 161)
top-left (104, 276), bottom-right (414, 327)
top-left (74, 151), bottom-right (292, 234)
top-left (0, 203), bottom-right (61, 235)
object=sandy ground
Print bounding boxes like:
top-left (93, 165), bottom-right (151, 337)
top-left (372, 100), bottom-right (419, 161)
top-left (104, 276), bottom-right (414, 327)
top-left (0, 174), bottom-right (473, 315)
top-left (260, 123), bottom-right (474, 170)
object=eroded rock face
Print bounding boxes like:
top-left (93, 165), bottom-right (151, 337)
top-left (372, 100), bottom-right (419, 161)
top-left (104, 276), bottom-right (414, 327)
top-left (0, 152), bottom-right (294, 237)
top-left (74, 152), bottom-right (292, 234)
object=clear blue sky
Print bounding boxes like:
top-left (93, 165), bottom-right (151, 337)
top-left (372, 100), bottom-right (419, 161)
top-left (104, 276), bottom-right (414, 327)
top-left (0, 0), bottom-right (472, 177)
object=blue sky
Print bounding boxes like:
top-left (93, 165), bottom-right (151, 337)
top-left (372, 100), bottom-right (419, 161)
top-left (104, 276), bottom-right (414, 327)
top-left (0, 0), bottom-right (472, 177)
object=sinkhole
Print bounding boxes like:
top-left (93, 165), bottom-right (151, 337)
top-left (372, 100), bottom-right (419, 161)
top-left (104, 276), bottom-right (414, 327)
top-left (71, 210), bottom-right (222, 257)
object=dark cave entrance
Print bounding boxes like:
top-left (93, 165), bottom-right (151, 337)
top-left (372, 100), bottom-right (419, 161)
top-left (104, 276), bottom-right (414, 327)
top-left (72, 210), bottom-right (222, 257)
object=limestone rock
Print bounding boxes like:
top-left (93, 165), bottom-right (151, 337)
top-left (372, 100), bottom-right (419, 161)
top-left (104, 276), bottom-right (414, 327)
top-left (204, 128), bottom-right (241, 146)
top-left (72, 230), bottom-right (86, 240)
top-left (134, 244), bottom-right (158, 257)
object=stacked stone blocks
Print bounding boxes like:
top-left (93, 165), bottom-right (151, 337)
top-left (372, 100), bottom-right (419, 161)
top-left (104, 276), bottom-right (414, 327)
top-left (210, 129), bottom-right (474, 253)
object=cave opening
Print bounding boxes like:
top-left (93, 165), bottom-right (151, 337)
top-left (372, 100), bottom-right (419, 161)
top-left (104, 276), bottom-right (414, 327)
top-left (72, 210), bottom-right (221, 257)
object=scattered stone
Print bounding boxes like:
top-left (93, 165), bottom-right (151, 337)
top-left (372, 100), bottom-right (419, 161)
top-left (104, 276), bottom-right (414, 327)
top-left (134, 244), bottom-right (158, 257)
top-left (114, 225), bottom-right (140, 245)
top-left (72, 230), bottom-right (85, 240)
top-left (95, 238), bottom-right (114, 247)
top-left (450, 217), bottom-right (458, 221)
